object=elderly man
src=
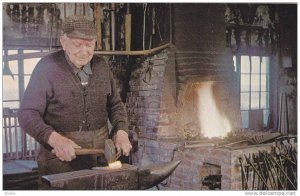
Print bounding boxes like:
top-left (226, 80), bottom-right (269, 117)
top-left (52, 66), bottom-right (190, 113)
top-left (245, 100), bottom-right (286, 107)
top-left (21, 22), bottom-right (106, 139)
top-left (18, 15), bottom-right (132, 179)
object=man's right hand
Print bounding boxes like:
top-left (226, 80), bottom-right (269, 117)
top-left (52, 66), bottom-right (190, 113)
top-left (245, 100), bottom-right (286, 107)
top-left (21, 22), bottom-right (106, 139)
top-left (48, 132), bottom-right (81, 162)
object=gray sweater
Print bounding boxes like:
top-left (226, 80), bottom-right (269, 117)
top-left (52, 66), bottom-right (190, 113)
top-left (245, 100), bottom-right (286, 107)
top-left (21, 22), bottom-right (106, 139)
top-left (18, 50), bottom-right (128, 146)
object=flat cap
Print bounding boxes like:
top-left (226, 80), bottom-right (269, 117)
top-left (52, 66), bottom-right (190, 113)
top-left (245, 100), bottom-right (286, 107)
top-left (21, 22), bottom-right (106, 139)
top-left (63, 15), bottom-right (97, 40)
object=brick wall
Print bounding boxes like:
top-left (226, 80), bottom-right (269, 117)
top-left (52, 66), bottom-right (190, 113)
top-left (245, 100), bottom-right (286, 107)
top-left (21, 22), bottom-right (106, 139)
top-left (126, 4), bottom-right (242, 189)
top-left (173, 4), bottom-right (241, 136)
top-left (143, 140), bottom-right (272, 190)
top-left (125, 3), bottom-right (296, 190)
top-left (126, 49), bottom-right (179, 140)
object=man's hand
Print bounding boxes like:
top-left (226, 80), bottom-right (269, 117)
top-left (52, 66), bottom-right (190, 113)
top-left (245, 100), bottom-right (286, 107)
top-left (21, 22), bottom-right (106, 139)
top-left (48, 132), bottom-right (81, 162)
top-left (114, 130), bottom-right (132, 156)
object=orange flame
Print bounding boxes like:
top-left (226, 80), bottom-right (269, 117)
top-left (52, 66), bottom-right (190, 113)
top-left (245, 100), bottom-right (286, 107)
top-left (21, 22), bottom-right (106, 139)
top-left (196, 82), bottom-right (231, 138)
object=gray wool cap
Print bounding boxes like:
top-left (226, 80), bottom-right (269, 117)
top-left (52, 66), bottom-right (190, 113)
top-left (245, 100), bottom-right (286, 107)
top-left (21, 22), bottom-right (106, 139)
top-left (63, 15), bottom-right (97, 40)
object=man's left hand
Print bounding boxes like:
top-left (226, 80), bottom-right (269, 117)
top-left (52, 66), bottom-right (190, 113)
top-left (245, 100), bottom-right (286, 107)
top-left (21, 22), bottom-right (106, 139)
top-left (114, 130), bottom-right (132, 156)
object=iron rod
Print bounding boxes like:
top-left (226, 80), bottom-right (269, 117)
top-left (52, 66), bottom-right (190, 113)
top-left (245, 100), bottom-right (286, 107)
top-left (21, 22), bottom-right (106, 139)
top-left (244, 154), bottom-right (269, 189)
top-left (269, 153), bottom-right (296, 189)
top-left (14, 116), bottom-right (19, 159)
top-left (4, 44), bottom-right (172, 62)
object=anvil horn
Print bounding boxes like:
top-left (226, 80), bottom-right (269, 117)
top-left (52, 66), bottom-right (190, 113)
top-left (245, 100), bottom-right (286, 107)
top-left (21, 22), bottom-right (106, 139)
top-left (138, 160), bottom-right (181, 190)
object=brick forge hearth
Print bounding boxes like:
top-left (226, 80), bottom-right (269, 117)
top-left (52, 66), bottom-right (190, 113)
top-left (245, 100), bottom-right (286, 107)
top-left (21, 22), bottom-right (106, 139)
top-left (127, 66), bottom-right (275, 190)
top-left (132, 128), bottom-right (282, 190)
top-left (167, 139), bottom-right (274, 190)
top-left (125, 47), bottom-right (249, 190)
top-left (125, 31), bottom-right (244, 190)
top-left (125, 4), bottom-right (275, 190)
top-left (135, 137), bottom-right (274, 190)
top-left (125, 44), bottom-right (279, 190)
top-left (126, 51), bottom-right (292, 190)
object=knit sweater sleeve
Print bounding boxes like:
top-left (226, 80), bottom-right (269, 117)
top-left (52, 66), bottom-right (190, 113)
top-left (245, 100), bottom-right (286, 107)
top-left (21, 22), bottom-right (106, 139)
top-left (17, 59), bottom-right (54, 145)
top-left (107, 70), bottom-right (129, 135)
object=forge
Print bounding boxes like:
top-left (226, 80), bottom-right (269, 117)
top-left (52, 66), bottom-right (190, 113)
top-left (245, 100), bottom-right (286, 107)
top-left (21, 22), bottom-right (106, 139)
top-left (130, 71), bottom-right (297, 190)
top-left (167, 75), bottom-right (295, 190)
top-left (172, 81), bottom-right (279, 190)
top-left (179, 81), bottom-right (240, 140)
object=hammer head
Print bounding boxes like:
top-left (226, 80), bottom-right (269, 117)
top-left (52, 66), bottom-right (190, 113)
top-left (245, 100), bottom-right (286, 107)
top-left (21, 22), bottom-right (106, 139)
top-left (104, 139), bottom-right (120, 164)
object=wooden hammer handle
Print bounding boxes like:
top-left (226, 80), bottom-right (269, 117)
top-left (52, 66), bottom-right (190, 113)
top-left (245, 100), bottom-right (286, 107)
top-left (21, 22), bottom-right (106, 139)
top-left (75, 148), bottom-right (104, 155)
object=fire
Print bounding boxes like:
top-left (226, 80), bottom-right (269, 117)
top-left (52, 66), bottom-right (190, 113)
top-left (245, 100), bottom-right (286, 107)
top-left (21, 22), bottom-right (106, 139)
top-left (92, 160), bottom-right (122, 170)
top-left (108, 160), bottom-right (122, 169)
top-left (196, 81), bottom-right (231, 138)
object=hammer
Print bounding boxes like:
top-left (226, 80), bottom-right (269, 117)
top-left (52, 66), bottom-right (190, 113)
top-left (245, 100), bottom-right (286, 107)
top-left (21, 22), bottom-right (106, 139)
top-left (53, 139), bottom-right (121, 163)
top-left (75, 139), bottom-right (121, 163)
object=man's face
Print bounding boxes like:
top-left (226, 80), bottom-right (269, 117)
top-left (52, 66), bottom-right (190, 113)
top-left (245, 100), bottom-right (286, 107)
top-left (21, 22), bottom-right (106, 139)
top-left (60, 35), bottom-right (96, 68)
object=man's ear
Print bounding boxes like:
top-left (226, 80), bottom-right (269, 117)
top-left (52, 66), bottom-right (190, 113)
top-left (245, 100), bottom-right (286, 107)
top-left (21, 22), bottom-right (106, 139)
top-left (60, 36), bottom-right (66, 50)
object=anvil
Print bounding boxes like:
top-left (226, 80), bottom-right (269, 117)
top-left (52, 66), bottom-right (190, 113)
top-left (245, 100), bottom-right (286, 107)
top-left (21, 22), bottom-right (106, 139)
top-left (42, 160), bottom-right (181, 190)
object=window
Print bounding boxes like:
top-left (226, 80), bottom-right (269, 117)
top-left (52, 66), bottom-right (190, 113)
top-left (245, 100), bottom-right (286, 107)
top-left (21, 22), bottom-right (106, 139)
top-left (3, 49), bottom-right (43, 160)
top-left (233, 55), bottom-right (270, 128)
top-left (3, 50), bottom-right (19, 108)
top-left (3, 49), bottom-right (42, 109)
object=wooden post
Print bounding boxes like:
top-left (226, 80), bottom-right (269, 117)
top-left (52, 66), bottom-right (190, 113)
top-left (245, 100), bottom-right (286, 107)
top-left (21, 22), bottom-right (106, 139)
top-left (103, 4), bottom-right (111, 51)
top-left (94, 3), bottom-right (102, 50)
top-left (125, 4), bottom-right (131, 51)
top-left (111, 3), bottom-right (116, 52)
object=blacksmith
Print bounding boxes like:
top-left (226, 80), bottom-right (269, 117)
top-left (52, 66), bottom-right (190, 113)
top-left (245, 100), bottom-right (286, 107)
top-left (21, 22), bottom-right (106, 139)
top-left (18, 15), bottom-right (132, 183)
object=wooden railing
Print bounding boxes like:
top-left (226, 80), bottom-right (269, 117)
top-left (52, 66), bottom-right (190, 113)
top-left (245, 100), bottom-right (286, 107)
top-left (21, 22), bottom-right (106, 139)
top-left (3, 108), bottom-right (39, 161)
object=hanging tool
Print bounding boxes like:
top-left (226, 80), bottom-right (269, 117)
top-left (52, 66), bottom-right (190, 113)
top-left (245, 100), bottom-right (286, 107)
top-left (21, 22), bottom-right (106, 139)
top-left (149, 5), bottom-right (156, 49)
top-left (142, 60), bottom-right (153, 84)
top-left (110, 3), bottom-right (116, 62)
top-left (142, 3), bottom-right (147, 50)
